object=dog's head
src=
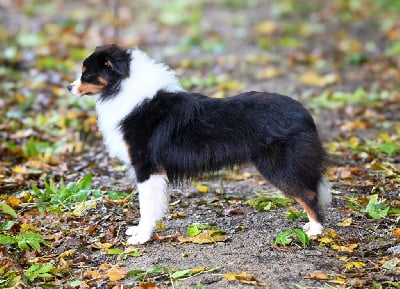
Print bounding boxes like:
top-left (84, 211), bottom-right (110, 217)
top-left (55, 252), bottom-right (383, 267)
top-left (68, 44), bottom-right (131, 99)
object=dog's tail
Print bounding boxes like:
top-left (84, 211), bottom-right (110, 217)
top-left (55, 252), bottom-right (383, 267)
top-left (317, 176), bottom-right (332, 207)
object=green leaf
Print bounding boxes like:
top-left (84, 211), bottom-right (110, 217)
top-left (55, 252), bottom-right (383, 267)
top-left (78, 174), bottom-right (93, 190)
top-left (364, 194), bottom-right (389, 219)
top-left (0, 202), bottom-right (17, 218)
top-left (106, 248), bottom-right (124, 255)
top-left (0, 221), bottom-right (16, 231)
top-left (24, 263), bottom-right (53, 282)
top-left (292, 229), bottom-right (310, 247)
top-left (274, 229), bottom-right (310, 247)
top-left (187, 223), bottom-right (202, 237)
top-left (246, 194), bottom-right (293, 211)
top-left (275, 230), bottom-right (292, 246)
top-left (171, 269), bottom-right (191, 280)
top-left (17, 232), bottom-right (48, 251)
top-left (286, 209), bottom-right (308, 221)
top-left (0, 234), bottom-right (17, 245)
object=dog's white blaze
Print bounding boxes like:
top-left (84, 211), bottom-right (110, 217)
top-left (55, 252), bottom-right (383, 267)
top-left (95, 49), bottom-right (183, 166)
top-left (70, 79), bottom-right (82, 96)
top-left (126, 174), bottom-right (169, 245)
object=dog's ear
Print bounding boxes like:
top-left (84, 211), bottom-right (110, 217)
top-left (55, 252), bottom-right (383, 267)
top-left (104, 56), bottom-right (130, 78)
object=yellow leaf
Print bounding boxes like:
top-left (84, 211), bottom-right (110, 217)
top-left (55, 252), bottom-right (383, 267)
top-left (324, 229), bottom-right (339, 239)
top-left (7, 196), bottom-right (20, 208)
top-left (349, 136), bottom-right (360, 147)
top-left (223, 271), bottom-right (269, 286)
top-left (91, 242), bottom-right (113, 250)
top-left (20, 224), bottom-right (41, 233)
top-left (12, 165), bottom-right (26, 174)
top-left (379, 132), bottom-right (392, 142)
top-left (332, 243), bottom-right (358, 253)
top-left (253, 21), bottom-right (278, 35)
top-left (329, 275), bottom-right (347, 284)
top-left (345, 261), bottom-right (366, 269)
top-left (59, 249), bottom-right (76, 259)
top-left (256, 67), bottom-right (282, 80)
top-left (171, 212), bottom-right (187, 218)
top-left (156, 220), bottom-right (167, 231)
top-left (299, 71), bottom-right (340, 87)
top-left (337, 218), bottom-right (352, 227)
top-left (318, 236), bottom-right (334, 246)
top-left (179, 230), bottom-right (227, 244)
top-left (340, 120), bottom-right (368, 131)
top-left (190, 266), bottom-right (207, 274)
top-left (194, 182), bottom-right (209, 193)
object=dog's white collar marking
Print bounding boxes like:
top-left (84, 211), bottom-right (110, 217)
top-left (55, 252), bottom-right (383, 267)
top-left (95, 49), bottom-right (184, 165)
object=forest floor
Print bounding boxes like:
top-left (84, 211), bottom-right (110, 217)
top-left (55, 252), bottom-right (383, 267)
top-left (0, 0), bottom-right (399, 288)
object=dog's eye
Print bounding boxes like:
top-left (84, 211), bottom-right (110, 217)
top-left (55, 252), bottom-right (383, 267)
top-left (81, 73), bottom-right (94, 82)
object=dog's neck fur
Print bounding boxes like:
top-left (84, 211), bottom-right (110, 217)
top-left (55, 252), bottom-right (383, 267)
top-left (94, 49), bottom-right (183, 164)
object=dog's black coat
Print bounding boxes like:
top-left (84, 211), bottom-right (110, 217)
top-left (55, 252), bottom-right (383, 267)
top-left (120, 90), bottom-right (325, 222)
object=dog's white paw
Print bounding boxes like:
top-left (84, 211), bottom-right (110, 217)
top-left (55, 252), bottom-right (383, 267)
top-left (303, 221), bottom-right (323, 237)
top-left (125, 225), bottom-right (152, 245)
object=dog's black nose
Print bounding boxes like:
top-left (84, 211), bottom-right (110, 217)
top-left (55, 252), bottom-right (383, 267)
top-left (67, 84), bottom-right (73, 91)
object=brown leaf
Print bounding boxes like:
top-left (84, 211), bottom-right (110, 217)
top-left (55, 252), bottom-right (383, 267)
top-left (137, 281), bottom-right (159, 289)
top-left (304, 271), bottom-right (328, 280)
top-left (107, 266), bottom-right (126, 281)
top-left (152, 232), bottom-right (181, 241)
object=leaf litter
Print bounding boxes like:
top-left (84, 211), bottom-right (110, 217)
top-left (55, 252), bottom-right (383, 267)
top-left (0, 0), bottom-right (400, 288)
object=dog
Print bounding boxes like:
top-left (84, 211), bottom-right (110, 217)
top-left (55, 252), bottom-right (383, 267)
top-left (68, 44), bottom-right (331, 245)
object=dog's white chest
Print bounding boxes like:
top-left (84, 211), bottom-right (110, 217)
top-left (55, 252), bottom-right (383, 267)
top-left (95, 100), bottom-right (131, 165)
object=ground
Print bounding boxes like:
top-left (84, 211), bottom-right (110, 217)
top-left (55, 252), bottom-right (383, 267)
top-left (0, 0), bottom-right (399, 288)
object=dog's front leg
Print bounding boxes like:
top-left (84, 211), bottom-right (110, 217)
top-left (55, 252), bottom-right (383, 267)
top-left (126, 174), bottom-right (169, 245)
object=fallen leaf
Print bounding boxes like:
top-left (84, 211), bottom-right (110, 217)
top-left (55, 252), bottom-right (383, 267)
top-left (332, 243), bottom-right (358, 253)
top-left (152, 232), bottom-right (180, 241)
top-left (304, 271), bottom-right (328, 280)
top-left (253, 21), bottom-right (279, 35)
top-left (179, 230), bottom-right (227, 244)
top-left (340, 120), bottom-right (368, 131)
top-left (138, 281), bottom-right (159, 289)
top-left (256, 67), bottom-right (283, 80)
top-left (345, 261), bottom-right (366, 269)
top-left (337, 218), bottom-right (352, 227)
top-left (224, 271), bottom-right (269, 286)
top-left (107, 266), bottom-right (126, 281)
top-left (6, 196), bottom-right (20, 208)
top-left (195, 182), bottom-right (209, 193)
top-left (393, 229), bottom-right (400, 238)
top-left (299, 71), bottom-right (340, 87)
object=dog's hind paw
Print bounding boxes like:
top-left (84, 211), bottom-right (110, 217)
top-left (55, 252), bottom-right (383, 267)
top-left (303, 221), bottom-right (323, 237)
top-left (125, 225), bottom-right (152, 245)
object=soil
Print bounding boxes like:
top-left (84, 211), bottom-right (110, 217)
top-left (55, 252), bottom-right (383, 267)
top-left (1, 0), bottom-right (399, 288)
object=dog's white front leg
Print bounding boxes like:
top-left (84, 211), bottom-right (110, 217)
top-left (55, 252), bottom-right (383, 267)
top-left (126, 174), bottom-right (169, 245)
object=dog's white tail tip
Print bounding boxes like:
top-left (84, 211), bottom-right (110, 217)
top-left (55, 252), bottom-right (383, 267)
top-left (318, 176), bottom-right (332, 207)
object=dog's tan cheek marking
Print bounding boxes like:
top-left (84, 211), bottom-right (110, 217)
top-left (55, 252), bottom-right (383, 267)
top-left (77, 82), bottom-right (104, 95)
top-left (98, 76), bottom-right (108, 85)
top-left (82, 66), bottom-right (87, 73)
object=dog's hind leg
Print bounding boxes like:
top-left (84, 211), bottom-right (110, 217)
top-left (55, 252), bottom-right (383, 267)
top-left (254, 138), bottom-right (329, 236)
top-left (126, 173), bottom-right (169, 245)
